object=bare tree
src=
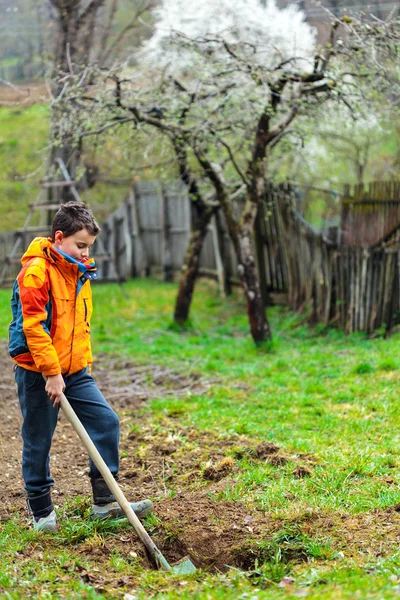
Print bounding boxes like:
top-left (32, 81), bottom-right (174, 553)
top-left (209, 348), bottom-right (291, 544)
top-left (47, 0), bottom-right (155, 201)
top-left (53, 7), bottom-right (400, 344)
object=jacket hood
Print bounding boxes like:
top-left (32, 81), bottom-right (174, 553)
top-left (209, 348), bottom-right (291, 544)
top-left (21, 237), bottom-right (77, 282)
top-left (21, 237), bottom-right (57, 266)
top-left (20, 237), bottom-right (96, 288)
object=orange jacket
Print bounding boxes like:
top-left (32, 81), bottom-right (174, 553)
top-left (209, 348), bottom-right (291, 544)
top-left (9, 237), bottom-right (93, 377)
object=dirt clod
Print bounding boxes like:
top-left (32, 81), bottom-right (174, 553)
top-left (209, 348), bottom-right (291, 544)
top-left (293, 465), bottom-right (312, 478)
top-left (203, 457), bottom-right (235, 481)
top-left (256, 441), bottom-right (280, 458)
top-left (268, 454), bottom-right (289, 467)
top-left (152, 443), bottom-right (178, 456)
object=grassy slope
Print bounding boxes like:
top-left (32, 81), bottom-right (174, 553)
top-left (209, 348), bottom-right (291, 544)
top-left (2, 279), bottom-right (400, 598)
top-left (0, 105), bottom-right (48, 232)
top-left (0, 105), bottom-right (175, 233)
top-left (0, 105), bottom-right (131, 232)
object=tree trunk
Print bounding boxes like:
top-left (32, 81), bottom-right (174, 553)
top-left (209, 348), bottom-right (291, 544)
top-left (215, 209), bottom-right (232, 295)
top-left (193, 149), bottom-right (271, 344)
top-left (171, 137), bottom-right (215, 325)
top-left (213, 190), bottom-right (272, 344)
top-left (174, 205), bottom-right (215, 325)
top-left (236, 195), bottom-right (272, 344)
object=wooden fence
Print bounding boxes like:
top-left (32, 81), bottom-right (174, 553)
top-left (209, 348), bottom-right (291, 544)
top-left (2, 179), bottom-right (400, 335)
top-left (94, 181), bottom-right (192, 280)
top-left (341, 181), bottom-right (400, 246)
top-left (103, 180), bottom-right (400, 334)
top-left (0, 231), bottom-right (20, 286)
top-left (275, 185), bottom-right (400, 334)
top-left (0, 181), bottom-right (235, 288)
top-left (277, 190), bottom-right (334, 325)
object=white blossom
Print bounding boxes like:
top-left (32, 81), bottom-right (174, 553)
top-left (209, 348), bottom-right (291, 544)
top-left (142, 0), bottom-right (316, 73)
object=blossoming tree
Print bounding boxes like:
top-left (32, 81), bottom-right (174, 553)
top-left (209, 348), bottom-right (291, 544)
top-left (55, 0), bottom-right (400, 343)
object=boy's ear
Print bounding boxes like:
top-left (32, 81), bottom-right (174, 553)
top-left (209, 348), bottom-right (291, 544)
top-left (54, 230), bottom-right (64, 245)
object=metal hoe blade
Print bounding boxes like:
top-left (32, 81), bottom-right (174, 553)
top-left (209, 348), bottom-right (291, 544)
top-left (154, 548), bottom-right (196, 574)
top-left (171, 557), bottom-right (197, 575)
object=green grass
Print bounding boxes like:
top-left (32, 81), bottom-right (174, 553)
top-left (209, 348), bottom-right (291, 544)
top-left (85, 280), bottom-right (400, 513)
top-left (0, 105), bottom-right (176, 233)
top-left (0, 105), bottom-right (131, 232)
top-left (2, 278), bottom-right (400, 598)
top-left (0, 105), bottom-right (49, 232)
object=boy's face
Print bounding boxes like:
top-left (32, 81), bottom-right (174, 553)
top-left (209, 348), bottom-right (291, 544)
top-left (53, 228), bottom-right (96, 262)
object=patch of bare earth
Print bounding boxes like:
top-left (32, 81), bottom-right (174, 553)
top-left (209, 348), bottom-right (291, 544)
top-left (1, 342), bottom-right (400, 575)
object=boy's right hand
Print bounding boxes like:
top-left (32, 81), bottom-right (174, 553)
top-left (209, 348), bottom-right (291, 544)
top-left (45, 374), bottom-right (66, 407)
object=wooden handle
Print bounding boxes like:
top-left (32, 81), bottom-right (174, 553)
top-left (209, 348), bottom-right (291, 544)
top-left (59, 391), bottom-right (171, 571)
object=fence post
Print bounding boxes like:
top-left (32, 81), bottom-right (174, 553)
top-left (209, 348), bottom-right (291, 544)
top-left (132, 183), bottom-right (149, 277)
top-left (102, 222), bottom-right (111, 279)
top-left (386, 250), bottom-right (400, 336)
top-left (124, 194), bottom-right (136, 278)
top-left (113, 213), bottom-right (127, 281)
top-left (161, 186), bottom-right (173, 282)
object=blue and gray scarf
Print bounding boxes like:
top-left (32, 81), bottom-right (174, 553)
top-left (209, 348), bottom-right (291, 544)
top-left (56, 248), bottom-right (98, 294)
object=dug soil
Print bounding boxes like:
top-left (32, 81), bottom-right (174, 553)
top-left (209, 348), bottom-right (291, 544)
top-left (1, 342), bottom-right (400, 576)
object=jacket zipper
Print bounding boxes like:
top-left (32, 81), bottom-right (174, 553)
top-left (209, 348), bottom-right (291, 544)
top-left (83, 298), bottom-right (88, 322)
top-left (68, 282), bottom-right (78, 375)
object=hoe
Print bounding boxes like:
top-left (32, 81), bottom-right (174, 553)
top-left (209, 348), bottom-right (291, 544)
top-left (59, 390), bottom-right (196, 575)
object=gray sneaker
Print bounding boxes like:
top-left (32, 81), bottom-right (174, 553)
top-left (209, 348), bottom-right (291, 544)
top-left (33, 509), bottom-right (57, 532)
top-left (91, 499), bottom-right (153, 520)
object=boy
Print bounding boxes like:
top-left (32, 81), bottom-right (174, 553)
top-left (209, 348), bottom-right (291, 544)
top-left (9, 201), bottom-right (152, 531)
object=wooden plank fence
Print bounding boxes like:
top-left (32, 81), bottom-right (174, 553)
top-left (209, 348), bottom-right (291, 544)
top-left (94, 181), bottom-right (243, 290)
top-left (0, 232), bottom-right (19, 284)
top-left (275, 184), bottom-right (400, 334)
top-left (274, 185), bottom-right (335, 325)
top-left (332, 245), bottom-right (400, 334)
top-left (2, 179), bottom-right (400, 335)
top-left (94, 181), bottom-right (193, 281)
top-left (341, 181), bottom-right (400, 246)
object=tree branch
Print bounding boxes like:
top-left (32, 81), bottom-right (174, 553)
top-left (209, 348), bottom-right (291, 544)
top-left (266, 100), bottom-right (301, 144)
top-left (100, 0), bottom-right (156, 65)
top-left (78, 0), bottom-right (105, 27)
top-left (79, 116), bottom-right (136, 139)
top-left (217, 136), bottom-right (249, 186)
top-left (193, 148), bottom-right (240, 249)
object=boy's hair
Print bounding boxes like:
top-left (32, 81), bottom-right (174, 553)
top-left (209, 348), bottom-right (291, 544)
top-left (51, 201), bottom-right (100, 241)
